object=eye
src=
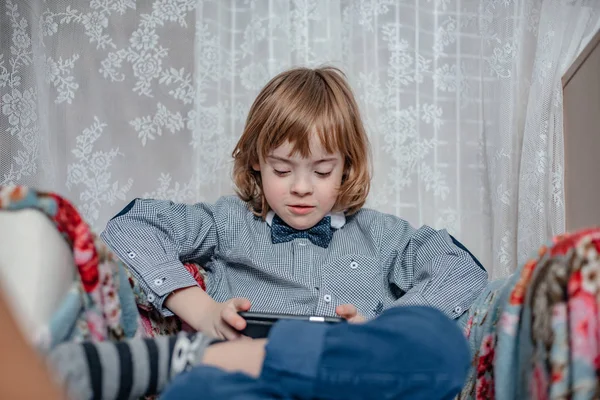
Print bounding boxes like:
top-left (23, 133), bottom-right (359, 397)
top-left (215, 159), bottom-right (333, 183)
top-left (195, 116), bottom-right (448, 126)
top-left (273, 169), bottom-right (290, 176)
top-left (315, 171), bottom-right (332, 177)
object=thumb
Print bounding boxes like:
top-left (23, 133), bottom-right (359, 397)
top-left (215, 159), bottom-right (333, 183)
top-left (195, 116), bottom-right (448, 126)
top-left (230, 297), bottom-right (251, 311)
top-left (336, 304), bottom-right (358, 318)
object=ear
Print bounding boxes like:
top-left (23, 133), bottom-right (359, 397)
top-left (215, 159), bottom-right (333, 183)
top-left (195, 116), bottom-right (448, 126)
top-left (252, 163), bottom-right (260, 172)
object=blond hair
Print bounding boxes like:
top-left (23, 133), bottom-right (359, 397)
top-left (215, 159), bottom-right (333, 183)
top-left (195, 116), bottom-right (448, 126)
top-left (232, 66), bottom-right (371, 217)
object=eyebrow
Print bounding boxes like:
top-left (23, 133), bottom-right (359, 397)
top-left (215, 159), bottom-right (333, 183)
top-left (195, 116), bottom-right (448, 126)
top-left (267, 156), bottom-right (339, 164)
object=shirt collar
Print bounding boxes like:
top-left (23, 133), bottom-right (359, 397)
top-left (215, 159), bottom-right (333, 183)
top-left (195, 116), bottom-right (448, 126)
top-left (265, 210), bottom-right (346, 229)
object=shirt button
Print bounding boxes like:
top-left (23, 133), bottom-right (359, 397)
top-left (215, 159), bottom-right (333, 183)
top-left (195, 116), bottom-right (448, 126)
top-left (350, 261), bottom-right (359, 269)
top-left (323, 294), bottom-right (332, 303)
top-left (454, 306), bottom-right (463, 314)
top-left (154, 278), bottom-right (164, 286)
top-left (127, 251), bottom-right (136, 259)
top-left (298, 241), bottom-right (308, 246)
top-left (147, 293), bottom-right (156, 302)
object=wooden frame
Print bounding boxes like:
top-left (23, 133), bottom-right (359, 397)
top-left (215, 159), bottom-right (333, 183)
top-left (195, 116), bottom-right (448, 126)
top-left (562, 28), bottom-right (600, 231)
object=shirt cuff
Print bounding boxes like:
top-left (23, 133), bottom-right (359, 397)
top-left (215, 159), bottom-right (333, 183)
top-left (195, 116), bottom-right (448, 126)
top-left (141, 260), bottom-right (201, 316)
top-left (392, 290), bottom-right (467, 320)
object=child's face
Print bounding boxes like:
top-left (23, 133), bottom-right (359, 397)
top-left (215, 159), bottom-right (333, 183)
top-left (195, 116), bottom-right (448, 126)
top-left (253, 134), bottom-right (344, 230)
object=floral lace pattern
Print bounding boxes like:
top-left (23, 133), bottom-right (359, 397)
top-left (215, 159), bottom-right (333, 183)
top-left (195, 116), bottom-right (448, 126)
top-left (2, 1), bottom-right (599, 280)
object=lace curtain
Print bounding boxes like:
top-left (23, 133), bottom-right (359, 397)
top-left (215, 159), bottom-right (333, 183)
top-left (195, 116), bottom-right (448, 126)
top-left (1, 0), bottom-right (599, 279)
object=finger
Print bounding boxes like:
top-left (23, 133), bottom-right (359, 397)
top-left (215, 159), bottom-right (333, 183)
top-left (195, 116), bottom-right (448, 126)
top-left (347, 314), bottom-right (367, 324)
top-left (230, 297), bottom-right (252, 311)
top-left (336, 304), bottom-right (358, 318)
top-left (222, 307), bottom-right (247, 331)
top-left (219, 324), bottom-right (243, 341)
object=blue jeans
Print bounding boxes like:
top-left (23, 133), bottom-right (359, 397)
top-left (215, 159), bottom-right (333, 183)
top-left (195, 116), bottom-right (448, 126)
top-left (161, 306), bottom-right (470, 400)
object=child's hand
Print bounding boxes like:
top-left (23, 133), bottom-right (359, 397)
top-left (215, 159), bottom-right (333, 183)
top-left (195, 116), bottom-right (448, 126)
top-left (335, 304), bottom-right (366, 323)
top-left (202, 297), bottom-right (252, 340)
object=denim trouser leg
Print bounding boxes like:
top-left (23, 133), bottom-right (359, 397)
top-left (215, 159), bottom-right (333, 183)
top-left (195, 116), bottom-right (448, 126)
top-left (160, 366), bottom-right (293, 399)
top-left (161, 306), bottom-right (470, 400)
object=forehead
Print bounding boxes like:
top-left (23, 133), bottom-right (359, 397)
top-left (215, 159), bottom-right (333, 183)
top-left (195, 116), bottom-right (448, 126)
top-left (269, 136), bottom-right (341, 160)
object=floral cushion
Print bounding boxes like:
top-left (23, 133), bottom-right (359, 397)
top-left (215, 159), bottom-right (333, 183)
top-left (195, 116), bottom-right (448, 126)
top-left (0, 186), bottom-right (141, 348)
top-left (459, 228), bottom-right (600, 399)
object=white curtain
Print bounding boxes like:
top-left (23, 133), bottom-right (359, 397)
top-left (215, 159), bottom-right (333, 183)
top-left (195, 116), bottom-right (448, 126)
top-left (1, 0), bottom-right (599, 279)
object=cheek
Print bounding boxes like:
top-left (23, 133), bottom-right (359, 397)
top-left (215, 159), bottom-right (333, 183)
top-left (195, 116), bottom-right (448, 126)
top-left (319, 177), bottom-right (342, 201)
top-left (262, 176), bottom-right (286, 197)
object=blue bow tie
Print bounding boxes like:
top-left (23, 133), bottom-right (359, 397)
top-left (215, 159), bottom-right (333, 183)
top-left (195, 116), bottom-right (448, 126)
top-left (271, 215), bottom-right (333, 248)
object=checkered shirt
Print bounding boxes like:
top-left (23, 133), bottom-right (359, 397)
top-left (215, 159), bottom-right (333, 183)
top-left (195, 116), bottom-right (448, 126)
top-left (100, 195), bottom-right (488, 320)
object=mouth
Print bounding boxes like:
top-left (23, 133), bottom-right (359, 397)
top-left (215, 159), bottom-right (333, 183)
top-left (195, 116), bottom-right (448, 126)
top-left (287, 205), bottom-right (315, 215)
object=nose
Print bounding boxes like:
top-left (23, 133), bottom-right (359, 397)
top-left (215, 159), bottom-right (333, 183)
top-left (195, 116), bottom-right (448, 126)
top-left (291, 174), bottom-right (313, 196)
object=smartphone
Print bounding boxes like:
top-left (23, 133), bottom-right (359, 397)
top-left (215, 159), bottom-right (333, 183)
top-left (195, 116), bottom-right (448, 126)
top-left (238, 311), bottom-right (345, 338)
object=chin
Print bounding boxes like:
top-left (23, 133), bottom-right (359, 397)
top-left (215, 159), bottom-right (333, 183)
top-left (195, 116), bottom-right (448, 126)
top-left (291, 223), bottom-right (313, 230)
top-left (284, 219), bottom-right (309, 230)
top-left (287, 216), bottom-right (321, 230)
top-left (295, 218), bottom-right (321, 230)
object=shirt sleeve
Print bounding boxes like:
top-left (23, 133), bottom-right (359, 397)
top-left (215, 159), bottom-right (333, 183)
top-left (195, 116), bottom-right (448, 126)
top-left (100, 198), bottom-right (221, 316)
top-left (381, 215), bottom-right (488, 320)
